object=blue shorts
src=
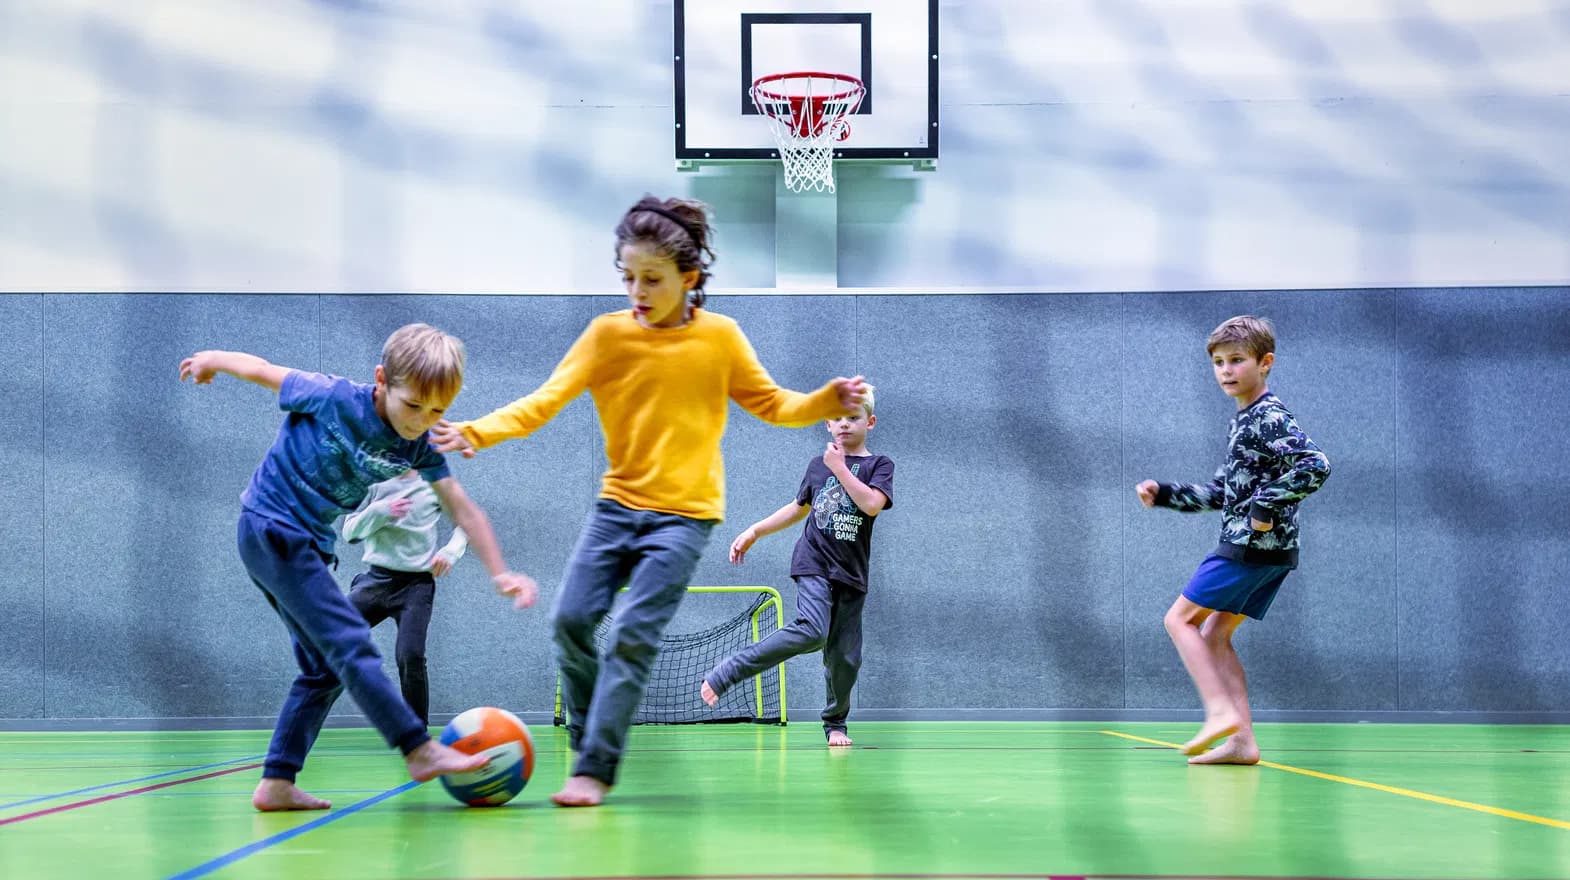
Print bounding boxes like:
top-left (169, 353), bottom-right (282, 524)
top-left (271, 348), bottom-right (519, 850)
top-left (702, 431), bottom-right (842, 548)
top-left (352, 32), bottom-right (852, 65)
top-left (1182, 553), bottom-right (1294, 620)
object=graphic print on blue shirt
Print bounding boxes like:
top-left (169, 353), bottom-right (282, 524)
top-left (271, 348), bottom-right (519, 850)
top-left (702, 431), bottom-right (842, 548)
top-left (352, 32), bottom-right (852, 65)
top-left (241, 371), bottom-right (450, 554)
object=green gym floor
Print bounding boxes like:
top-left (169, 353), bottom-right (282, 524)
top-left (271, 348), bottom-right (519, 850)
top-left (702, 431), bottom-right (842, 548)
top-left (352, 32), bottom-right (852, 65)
top-left (1, 722), bottom-right (1566, 879)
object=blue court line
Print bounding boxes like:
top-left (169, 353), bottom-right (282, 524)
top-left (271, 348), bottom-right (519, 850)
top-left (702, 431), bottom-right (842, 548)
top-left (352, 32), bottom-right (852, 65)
top-left (165, 780), bottom-right (423, 880)
top-left (0, 755), bottom-right (265, 811)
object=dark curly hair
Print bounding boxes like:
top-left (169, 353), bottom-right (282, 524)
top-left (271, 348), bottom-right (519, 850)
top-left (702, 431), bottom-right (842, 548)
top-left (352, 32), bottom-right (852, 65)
top-left (614, 195), bottom-right (717, 308)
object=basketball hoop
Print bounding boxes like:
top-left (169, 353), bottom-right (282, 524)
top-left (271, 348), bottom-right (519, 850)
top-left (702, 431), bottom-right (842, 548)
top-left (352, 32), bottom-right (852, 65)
top-left (749, 72), bottom-right (866, 194)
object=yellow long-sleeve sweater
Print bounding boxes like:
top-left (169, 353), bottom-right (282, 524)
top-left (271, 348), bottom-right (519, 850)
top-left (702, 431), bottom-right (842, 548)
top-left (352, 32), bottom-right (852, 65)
top-left (459, 309), bottom-right (845, 521)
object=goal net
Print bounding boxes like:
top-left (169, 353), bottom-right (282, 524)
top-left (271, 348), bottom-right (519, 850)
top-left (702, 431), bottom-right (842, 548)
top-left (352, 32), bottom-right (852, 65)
top-left (553, 586), bottom-right (787, 725)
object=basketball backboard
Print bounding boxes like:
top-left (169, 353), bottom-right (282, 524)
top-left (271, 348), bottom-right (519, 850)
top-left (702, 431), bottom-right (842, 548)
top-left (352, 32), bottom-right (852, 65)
top-left (674, 0), bottom-right (938, 166)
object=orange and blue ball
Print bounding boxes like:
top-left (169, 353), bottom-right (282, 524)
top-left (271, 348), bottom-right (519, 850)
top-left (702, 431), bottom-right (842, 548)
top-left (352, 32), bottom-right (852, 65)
top-left (437, 707), bottom-right (535, 806)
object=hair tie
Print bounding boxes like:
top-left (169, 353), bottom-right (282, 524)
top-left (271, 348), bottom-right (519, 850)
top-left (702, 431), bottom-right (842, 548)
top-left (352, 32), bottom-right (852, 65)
top-left (634, 206), bottom-right (699, 243)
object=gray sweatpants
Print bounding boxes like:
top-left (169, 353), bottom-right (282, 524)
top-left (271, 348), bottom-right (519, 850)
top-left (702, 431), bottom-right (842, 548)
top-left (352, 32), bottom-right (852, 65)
top-left (705, 574), bottom-right (866, 734)
top-left (553, 499), bottom-right (715, 785)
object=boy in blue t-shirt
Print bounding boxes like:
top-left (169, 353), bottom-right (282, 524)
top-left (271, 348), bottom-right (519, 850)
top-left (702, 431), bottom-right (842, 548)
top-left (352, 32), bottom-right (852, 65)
top-left (701, 386), bottom-right (894, 747)
top-left (180, 323), bottom-right (537, 811)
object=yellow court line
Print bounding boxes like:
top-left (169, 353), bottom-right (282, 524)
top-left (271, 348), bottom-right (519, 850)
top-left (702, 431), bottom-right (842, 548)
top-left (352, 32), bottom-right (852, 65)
top-left (1099, 729), bottom-right (1570, 831)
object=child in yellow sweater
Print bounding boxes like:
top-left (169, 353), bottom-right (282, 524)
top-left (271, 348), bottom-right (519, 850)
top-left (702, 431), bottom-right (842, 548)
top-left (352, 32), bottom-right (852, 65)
top-left (432, 195), bottom-right (865, 806)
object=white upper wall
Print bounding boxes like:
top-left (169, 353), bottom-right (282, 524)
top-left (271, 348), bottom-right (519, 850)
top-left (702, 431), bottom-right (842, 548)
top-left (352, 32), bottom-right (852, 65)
top-left (2, 0), bottom-right (1567, 292)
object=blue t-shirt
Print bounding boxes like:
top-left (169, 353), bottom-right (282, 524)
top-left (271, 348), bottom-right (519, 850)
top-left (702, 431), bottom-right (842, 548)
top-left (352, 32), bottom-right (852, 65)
top-left (240, 370), bottom-right (451, 555)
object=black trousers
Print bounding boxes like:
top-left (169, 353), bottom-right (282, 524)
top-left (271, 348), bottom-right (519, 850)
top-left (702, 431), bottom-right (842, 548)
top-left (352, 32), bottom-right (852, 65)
top-left (348, 566), bottom-right (437, 725)
top-left (705, 574), bottom-right (866, 735)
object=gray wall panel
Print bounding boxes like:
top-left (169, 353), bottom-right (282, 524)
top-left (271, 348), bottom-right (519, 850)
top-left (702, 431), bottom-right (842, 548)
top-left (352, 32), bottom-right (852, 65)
top-left (1395, 288), bottom-right (1570, 712)
top-left (852, 294), bottom-right (1127, 710)
top-left (0, 295), bottom-right (44, 719)
top-left (43, 294), bottom-right (321, 719)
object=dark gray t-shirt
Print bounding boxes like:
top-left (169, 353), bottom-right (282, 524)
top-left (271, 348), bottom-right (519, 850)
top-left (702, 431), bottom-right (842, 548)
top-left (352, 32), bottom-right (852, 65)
top-left (788, 454), bottom-right (895, 592)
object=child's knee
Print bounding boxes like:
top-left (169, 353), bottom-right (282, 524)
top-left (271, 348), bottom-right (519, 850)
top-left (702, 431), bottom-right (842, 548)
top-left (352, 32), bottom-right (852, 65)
top-left (827, 650), bottom-right (860, 671)
top-left (609, 629), bottom-right (660, 671)
top-left (323, 637), bottom-right (379, 677)
top-left (791, 617), bottom-right (828, 650)
top-left (297, 672), bottom-right (343, 700)
top-left (553, 606), bottom-right (601, 643)
top-left (1163, 597), bottom-right (1211, 632)
top-left (1201, 621), bottom-right (1240, 649)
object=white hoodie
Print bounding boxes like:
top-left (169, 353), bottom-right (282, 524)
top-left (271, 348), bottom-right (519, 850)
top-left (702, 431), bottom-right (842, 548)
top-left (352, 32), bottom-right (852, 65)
top-left (341, 471), bottom-right (468, 573)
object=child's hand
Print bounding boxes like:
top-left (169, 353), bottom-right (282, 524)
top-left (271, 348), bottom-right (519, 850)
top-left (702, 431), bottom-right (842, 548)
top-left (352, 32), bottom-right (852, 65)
top-left (1135, 480), bottom-right (1159, 507)
top-left (388, 497), bottom-right (414, 520)
top-left (178, 352), bottom-right (222, 384)
top-left (493, 571), bottom-right (538, 609)
top-left (729, 528), bottom-right (758, 564)
top-left (430, 421), bottom-right (477, 459)
top-left (831, 375), bottom-right (868, 415)
top-left (823, 441), bottom-right (846, 472)
top-left (429, 551), bottom-right (455, 577)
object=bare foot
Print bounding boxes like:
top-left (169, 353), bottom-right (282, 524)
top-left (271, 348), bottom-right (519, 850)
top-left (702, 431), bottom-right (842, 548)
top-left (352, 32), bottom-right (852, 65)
top-left (405, 740), bottom-right (489, 783)
top-left (1188, 737), bottom-right (1260, 765)
top-left (1181, 714), bottom-right (1241, 756)
top-left (551, 774), bottom-right (609, 807)
top-left (826, 730), bottom-right (853, 747)
top-left (700, 680), bottom-right (718, 707)
top-left (252, 778), bottom-right (331, 811)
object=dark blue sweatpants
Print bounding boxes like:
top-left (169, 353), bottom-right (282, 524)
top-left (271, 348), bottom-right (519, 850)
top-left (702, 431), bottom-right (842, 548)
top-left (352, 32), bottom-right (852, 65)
top-left (237, 511), bottom-right (429, 782)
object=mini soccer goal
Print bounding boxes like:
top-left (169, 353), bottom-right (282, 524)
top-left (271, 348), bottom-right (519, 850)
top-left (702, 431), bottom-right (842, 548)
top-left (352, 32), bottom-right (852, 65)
top-left (553, 585), bottom-right (787, 726)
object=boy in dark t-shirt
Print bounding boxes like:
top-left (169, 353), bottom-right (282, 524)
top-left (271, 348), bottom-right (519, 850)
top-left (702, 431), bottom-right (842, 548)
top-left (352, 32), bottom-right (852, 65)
top-left (701, 386), bottom-right (894, 746)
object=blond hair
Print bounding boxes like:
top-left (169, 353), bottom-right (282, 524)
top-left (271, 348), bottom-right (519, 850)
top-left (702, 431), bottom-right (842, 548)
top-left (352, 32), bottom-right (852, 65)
top-left (1206, 315), bottom-right (1276, 361)
top-left (381, 323), bottom-right (465, 402)
top-left (861, 382), bottom-right (877, 417)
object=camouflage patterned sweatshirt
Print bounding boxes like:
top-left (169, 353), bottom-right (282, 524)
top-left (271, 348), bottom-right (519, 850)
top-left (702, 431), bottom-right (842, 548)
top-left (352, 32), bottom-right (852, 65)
top-left (1154, 391), bottom-right (1330, 566)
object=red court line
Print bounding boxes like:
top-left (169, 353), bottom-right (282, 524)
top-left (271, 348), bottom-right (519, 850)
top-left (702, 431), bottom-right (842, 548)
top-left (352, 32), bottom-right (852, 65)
top-left (0, 763), bottom-right (233, 772)
top-left (451, 875), bottom-right (1088, 880)
top-left (440, 874), bottom-right (1563, 880)
top-left (0, 762), bottom-right (261, 827)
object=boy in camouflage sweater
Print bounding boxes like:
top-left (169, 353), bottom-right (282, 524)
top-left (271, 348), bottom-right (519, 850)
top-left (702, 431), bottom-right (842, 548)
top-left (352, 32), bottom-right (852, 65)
top-left (1136, 316), bottom-right (1330, 764)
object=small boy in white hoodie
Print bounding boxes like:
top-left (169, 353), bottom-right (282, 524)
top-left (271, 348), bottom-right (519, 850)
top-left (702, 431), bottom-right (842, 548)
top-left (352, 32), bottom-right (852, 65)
top-left (342, 470), bottom-right (470, 726)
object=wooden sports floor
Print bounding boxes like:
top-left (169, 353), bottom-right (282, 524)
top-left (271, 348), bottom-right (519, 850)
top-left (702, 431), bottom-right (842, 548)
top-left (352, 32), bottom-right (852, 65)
top-left (1, 722), bottom-right (1566, 879)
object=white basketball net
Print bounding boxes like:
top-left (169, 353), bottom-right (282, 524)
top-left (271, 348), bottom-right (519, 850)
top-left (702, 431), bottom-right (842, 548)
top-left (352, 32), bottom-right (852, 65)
top-left (749, 73), bottom-right (866, 194)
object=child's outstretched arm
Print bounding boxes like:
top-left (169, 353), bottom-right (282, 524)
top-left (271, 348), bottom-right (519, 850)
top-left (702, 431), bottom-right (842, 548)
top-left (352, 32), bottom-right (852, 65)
top-left (178, 351), bottom-right (291, 393)
top-left (729, 500), bottom-right (810, 564)
top-left (430, 329), bottom-right (595, 458)
top-left (428, 477), bottom-right (537, 608)
top-left (730, 370), bottom-right (867, 426)
top-left (1135, 464), bottom-right (1227, 512)
top-left (725, 327), bottom-right (866, 426)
